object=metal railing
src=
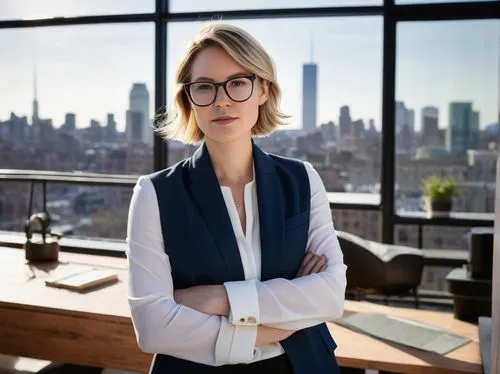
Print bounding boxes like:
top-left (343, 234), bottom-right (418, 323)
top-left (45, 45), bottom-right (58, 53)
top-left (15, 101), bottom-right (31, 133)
top-left (0, 169), bottom-right (494, 258)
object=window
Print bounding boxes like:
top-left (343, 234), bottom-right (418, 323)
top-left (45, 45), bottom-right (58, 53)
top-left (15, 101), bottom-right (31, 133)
top-left (0, 23), bottom-right (155, 175)
top-left (170, 0), bottom-right (382, 13)
top-left (166, 18), bottom-right (383, 195)
top-left (395, 20), bottom-right (499, 214)
top-left (333, 209), bottom-right (381, 241)
top-left (0, 0), bottom-right (154, 20)
top-left (0, 181), bottom-right (131, 240)
top-left (0, 1), bottom-right (495, 254)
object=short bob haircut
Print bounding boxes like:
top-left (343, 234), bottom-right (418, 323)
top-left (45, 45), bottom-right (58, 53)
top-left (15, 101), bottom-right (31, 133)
top-left (155, 23), bottom-right (288, 144)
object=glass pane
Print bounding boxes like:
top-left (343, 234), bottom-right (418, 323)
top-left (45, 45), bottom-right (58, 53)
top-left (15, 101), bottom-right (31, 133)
top-left (0, 181), bottom-right (132, 240)
top-left (0, 0), bottom-right (154, 20)
top-left (394, 224), bottom-right (472, 249)
top-left (0, 23), bottom-right (155, 175)
top-left (394, 224), bottom-right (473, 292)
top-left (0, 181), bottom-right (31, 231)
top-left (171, 0), bottom-right (382, 12)
top-left (166, 18), bottom-right (383, 196)
top-left (423, 225), bottom-right (471, 250)
top-left (332, 208), bottom-right (381, 241)
top-left (395, 20), bottom-right (499, 214)
top-left (420, 265), bottom-right (455, 292)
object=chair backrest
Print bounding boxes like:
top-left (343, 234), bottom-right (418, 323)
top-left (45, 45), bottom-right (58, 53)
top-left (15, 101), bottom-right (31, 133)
top-left (336, 230), bottom-right (387, 289)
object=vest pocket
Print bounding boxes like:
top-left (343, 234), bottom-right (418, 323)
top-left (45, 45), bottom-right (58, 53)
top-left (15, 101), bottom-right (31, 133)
top-left (284, 210), bottom-right (309, 231)
top-left (318, 324), bottom-right (338, 352)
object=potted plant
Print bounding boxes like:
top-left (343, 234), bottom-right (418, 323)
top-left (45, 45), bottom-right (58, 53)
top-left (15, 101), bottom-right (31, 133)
top-left (422, 176), bottom-right (457, 217)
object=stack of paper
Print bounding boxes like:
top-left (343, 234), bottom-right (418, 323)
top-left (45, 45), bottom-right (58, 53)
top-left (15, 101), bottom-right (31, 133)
top-left (335, 312), bottom-right (470, 355)
top-left (45, 264), bottom-right (118, 292)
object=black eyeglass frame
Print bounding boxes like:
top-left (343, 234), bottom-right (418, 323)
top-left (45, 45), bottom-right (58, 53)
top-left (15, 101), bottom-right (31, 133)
top-left (183, 75), bottom-right (257, 107)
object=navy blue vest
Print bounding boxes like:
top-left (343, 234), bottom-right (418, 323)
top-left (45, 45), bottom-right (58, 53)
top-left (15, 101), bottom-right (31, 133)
top-left (149, 142), bottom-right (339, 373)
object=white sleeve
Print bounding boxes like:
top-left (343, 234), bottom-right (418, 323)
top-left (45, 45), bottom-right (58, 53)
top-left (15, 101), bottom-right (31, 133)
top-left (224, 162), bottom-right (347, 330)
top-left (126, 176), bottom-right (257, 366)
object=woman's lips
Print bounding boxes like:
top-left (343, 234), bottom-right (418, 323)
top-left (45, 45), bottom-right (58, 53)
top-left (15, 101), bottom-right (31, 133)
top-left (213, 117), bottom-right (237, 125)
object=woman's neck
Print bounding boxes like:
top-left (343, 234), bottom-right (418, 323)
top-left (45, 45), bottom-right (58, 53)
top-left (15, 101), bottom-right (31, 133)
top-left (206, 137), bottom-right (253, 185)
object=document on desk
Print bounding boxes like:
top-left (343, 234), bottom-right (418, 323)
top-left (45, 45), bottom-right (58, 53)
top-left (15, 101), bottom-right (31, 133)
top-left (335, 312), bottom-right (471, 355)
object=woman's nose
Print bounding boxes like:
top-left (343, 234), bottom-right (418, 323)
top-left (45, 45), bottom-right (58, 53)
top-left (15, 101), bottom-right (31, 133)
top-left (214, 85), bottom-right (231, 107)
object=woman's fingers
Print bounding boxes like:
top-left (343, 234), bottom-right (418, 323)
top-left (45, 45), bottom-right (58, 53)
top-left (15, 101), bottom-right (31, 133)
top-left (296, 251), bottom-right (313, 276)
top-left (296, 252), bottom-right (327, 277)
top-left (309, 255), bottom-right (326, 274)
top-left (302, 254), bottom-right (325, 275)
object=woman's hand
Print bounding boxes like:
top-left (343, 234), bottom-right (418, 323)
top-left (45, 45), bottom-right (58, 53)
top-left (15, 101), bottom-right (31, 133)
top-left (296, 251), bottom-right (327, 277)
top-left (256, 325), bottom-right (295, 346)
top-left (174, 285), bottom-right (230, 317)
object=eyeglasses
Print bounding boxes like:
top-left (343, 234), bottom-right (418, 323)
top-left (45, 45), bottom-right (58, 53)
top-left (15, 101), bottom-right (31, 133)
top-left (184, 75), bottom-right (257, 107)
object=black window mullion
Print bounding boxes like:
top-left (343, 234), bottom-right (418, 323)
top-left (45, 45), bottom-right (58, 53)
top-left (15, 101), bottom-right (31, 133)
top-left (394, 2), bottom-right (498, 22)
top-left (154, 0), bottom-right (168, 171)
top-left (381, 0), bottom-right (397, 244)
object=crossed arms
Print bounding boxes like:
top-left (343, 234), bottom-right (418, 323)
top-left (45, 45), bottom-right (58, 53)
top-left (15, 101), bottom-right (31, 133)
top-left (126, 164), bottom-right (347, 366)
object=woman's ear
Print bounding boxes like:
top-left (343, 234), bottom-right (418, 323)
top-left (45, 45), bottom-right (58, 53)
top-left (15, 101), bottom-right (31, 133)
top-left (258, 80), bottom-right (269, 106)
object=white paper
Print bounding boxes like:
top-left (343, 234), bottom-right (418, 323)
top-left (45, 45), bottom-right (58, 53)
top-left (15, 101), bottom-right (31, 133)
top-left (335, 312), bottom-right (471, 355)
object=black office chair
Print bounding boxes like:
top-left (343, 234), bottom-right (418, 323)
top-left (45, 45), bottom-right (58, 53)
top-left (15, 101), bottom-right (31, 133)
top-left (336, 230), bottom-right (424, 308)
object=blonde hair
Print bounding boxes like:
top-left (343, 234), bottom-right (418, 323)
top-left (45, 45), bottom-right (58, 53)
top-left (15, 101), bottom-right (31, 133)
top-left (155, 23), bottom-right (289, 144)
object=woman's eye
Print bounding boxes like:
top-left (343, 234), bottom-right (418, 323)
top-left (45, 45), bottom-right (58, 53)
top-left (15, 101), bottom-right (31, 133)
top-left (196, 84), bottom-right (213, 91)
top-left (230, 79), bottom-right (246, 87)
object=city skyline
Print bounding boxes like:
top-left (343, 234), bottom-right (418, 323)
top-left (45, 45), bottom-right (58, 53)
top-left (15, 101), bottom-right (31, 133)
top-left (0, 3), bottom-right (498, 133)
top-left (1, 77), bottom-right (495, 137)
top-left (4, 87), bottom-right (495, 140)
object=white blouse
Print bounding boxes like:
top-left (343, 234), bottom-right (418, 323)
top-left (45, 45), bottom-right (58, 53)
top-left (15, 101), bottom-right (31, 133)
top-left (126, 161), bottom-right (347, 367)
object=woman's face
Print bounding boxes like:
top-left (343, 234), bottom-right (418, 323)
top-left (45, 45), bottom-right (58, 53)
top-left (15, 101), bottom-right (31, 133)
top-left (188, 46), bottom-right (268, 144)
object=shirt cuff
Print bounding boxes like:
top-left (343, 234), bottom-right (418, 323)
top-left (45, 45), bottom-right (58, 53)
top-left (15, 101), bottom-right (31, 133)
top-left (224, 280), bottom-right (260, 326)
top-left (229, 325), bottom-right (258, 364)
top-left (215, 319), bottom-right (257, 365)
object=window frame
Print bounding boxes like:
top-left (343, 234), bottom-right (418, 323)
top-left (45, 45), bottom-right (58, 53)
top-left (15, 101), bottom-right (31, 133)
top-left (0, 0), bottom-right (496, 253)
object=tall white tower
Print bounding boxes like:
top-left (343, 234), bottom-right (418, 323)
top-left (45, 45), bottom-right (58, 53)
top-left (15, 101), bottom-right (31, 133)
top-left (302, 34), bottom-right (318, 134)
top-left (32, 62), bottom-right (39, 126)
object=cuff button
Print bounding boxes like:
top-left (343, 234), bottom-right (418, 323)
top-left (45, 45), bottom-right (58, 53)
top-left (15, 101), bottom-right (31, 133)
top-left (240, 317), bottom-right (246, 323)
top-left (248, 316), bottom-right (257, 324)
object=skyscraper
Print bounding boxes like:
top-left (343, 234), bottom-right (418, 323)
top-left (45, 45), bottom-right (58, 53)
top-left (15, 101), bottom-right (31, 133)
top-left (129, 83), bottom-right (151, 145)
top-left (302, 63), bottom-right (318, 133)
top-left (126, 110), bottom-right (143, 144)
top-left (31, 63), bottom-right (54, 141)
top-left (395, 101), bottom-right (415, 154)
top-left (106, 113), bottom-right (117, 141)
top-left (421, 106), bottom-right (440, 147)
top-left (352, 119), bottom-right (365, 138)
top-left (32, 64), bottom-right (39, 127)
top-left (106, 113), bottom-right (116, 130)
top-left (338, 105), bottom-right (352, 139)
top-left (301, 36), bottom-right (318, 134)
top-left (447, 102), bottom-right (480, 155)
top-left (64, 113), bottom-right (76, 131)
top-left (395, 101), bottom-right (415, 133)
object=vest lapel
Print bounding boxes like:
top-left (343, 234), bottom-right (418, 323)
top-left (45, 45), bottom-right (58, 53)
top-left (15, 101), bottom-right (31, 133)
top-left (188, 143), bottom-right (245, 281)
top-left (253, 142), bottom-right (285, 281)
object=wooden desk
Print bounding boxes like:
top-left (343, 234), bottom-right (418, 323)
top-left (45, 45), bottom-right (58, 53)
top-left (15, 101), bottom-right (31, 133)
top-left (0, 247), bottom-right (483, 374)
top-left (331, 301), bottom-right (482, 374)
top-left (0, 247), bottom-right (151, 372)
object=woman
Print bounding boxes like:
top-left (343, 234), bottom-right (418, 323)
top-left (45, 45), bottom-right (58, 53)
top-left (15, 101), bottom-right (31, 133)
top-left (126, 23), bottom-right (347, 374)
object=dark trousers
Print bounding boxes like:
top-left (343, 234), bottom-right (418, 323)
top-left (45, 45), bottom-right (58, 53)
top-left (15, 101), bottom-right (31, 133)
top-left (150, 354), bottom-right (294, 374)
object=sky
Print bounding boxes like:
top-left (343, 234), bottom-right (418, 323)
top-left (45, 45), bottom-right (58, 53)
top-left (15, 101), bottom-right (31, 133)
top-left (0, 0), bottom-right (498, 133)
